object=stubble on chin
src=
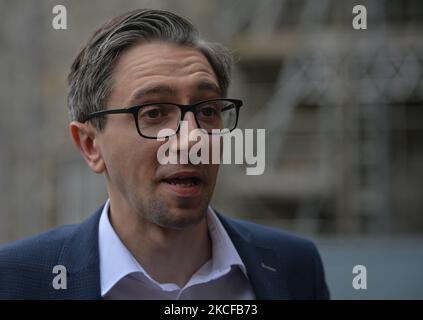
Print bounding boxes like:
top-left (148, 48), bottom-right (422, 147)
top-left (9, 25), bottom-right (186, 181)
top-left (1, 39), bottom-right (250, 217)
top-left (134, 196), bottom-right (210, 230)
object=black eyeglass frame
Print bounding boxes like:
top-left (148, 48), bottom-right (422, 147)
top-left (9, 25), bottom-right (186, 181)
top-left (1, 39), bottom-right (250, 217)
top-left (81, 98), bottom-right (243, 139)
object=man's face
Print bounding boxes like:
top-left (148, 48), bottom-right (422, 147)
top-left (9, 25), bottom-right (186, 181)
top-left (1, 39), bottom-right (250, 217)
top-left (96, 42), bottom-right (221, 230)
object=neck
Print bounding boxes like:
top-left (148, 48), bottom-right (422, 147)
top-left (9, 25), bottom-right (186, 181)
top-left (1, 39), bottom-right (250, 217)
top-left (107, 198), bottom-right (211, 288)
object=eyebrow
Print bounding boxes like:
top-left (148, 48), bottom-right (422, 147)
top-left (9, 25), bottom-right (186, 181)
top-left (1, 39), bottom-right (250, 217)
top-left (196, 80), bottom-right (222, 96)
top-left (128, 85), bottom-right (175, 104)
top-left (127, 80), bottom-right (222, 105)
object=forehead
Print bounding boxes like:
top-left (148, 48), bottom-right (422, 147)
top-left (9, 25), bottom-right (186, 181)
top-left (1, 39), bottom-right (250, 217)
top-left (110, 42), bottom-right (218, 94)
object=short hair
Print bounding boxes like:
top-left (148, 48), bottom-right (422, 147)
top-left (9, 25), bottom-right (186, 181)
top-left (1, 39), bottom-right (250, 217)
top-left (67, 9), bottom-right (234, 130)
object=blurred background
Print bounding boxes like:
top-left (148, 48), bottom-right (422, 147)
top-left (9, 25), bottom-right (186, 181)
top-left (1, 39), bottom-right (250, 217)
top-left (0, 0), bottom-right (422, 299)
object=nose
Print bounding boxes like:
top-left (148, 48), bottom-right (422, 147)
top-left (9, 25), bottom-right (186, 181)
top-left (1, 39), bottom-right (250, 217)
top-left (178, 111), bottom-right (200, 152)
top-left (167, 110), bottom-right (204, 163)
top-left (182, 111), bottom-right (199, 133)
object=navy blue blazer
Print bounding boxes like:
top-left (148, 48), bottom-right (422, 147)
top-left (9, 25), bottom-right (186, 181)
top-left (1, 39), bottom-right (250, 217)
top-left (0, 205), bottom-right (330, 299)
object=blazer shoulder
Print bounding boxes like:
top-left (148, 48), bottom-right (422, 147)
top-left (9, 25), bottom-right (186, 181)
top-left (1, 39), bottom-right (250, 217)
top-left (0, 224), bottom-right (77, 274)
top-left (221, 214), bottom-right (318, 253)
top-left (0, 205), bottom-right (103, 263)
top-left (0, 224), bottom-right (79, 299)
top-left (0, 207), bottom-right (103, 299)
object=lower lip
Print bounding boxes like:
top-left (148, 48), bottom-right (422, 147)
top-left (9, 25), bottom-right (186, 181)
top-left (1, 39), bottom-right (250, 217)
top-left (161, 181), bottom-right (202, 197)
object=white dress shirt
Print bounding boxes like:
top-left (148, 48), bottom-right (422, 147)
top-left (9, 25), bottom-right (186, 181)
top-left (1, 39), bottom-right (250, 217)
top-left (98, 199), bottom-right (255, 299)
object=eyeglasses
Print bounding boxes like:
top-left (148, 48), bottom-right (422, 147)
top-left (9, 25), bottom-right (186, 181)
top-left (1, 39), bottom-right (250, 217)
top-left (82, 98), bottom-right (243, 139)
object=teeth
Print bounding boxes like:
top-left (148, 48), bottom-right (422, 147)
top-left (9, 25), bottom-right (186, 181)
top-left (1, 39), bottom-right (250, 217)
top-left (167, 178), bottom-right (198, 186)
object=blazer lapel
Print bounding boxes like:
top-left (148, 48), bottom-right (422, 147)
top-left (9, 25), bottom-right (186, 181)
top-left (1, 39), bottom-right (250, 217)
top-left (216, 213), bottom-right (290, 299)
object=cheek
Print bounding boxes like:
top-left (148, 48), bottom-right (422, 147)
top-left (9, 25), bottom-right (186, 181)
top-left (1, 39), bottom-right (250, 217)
top-left (103, 137), bottom-right (158, 179)
top-left (208, 135), bottom-right (223, 160)
top-left (205, 163), bottom-right (219, 188)
top-left (115, 140), bottom-right (161, 182)
top-left (102, 140), bottom-right (133, 181)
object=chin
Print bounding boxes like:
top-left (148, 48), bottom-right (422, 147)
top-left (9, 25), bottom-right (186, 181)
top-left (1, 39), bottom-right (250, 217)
top-left (155, 205), bottom-right (208, 230)
top-left (135, 192), bottom-right (210, 230)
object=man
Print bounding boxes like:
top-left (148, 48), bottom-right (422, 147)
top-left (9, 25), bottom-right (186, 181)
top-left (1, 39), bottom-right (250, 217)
top-left (0, 9), bottom-right (329, 299)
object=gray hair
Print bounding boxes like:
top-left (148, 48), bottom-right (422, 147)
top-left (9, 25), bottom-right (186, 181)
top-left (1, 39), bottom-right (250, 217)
top-left (67, 9), bottom-right (234, 130)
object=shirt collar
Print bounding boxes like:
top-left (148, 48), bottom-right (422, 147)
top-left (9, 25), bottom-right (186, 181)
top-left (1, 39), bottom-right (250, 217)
top-left (206, 205), bottom-right (248, 277)
top-left (98, 199), bottom-right (248, 297)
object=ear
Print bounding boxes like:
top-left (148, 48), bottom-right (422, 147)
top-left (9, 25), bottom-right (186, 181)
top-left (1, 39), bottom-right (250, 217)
top-left (69, 121), bottom-right (105, 174)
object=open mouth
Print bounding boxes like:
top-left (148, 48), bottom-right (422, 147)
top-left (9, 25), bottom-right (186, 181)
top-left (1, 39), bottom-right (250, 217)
top-left (160, 171), bottom-right (204, 196)
top-left (163, 177), bottom-right (202, 187)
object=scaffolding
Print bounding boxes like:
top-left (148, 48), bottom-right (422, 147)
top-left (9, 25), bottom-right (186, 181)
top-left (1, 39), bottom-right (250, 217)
top-left (212, 0), bottom-right (423, 235)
